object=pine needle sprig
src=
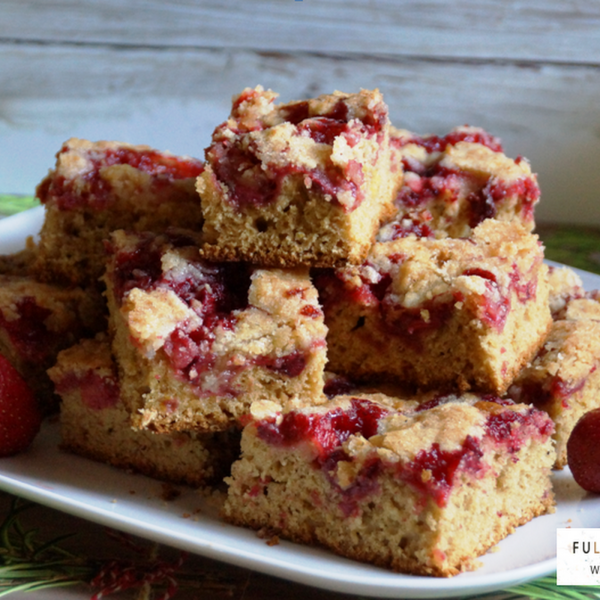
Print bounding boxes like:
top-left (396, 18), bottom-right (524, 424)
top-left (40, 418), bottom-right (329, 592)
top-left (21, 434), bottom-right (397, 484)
top-left (502, 575), bottom-right (600, 600)
top-left (0, 496), bottom-right (204, 599)
top-left (0, 497), bottom-right (94, 596)
top-left (0, 195), bottom-right (39, 217)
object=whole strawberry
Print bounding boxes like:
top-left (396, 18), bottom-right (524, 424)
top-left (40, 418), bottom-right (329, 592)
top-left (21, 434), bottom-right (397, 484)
top-left (0, 354), bottom-right (42, 456)
top-left (567, 408), bottom-right (600, 493)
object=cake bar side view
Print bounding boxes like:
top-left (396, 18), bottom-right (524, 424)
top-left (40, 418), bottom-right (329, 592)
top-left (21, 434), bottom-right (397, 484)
top-left (103, 229), bottom-right (329, 433)
top-left (33, 138), bottom-right (204, 288)
top-left (223, 393), bottom-right (555, 577)
top-left (197, 86), bottom-right (396, 267)
top-left (48, 336), bottom-right (240, 486)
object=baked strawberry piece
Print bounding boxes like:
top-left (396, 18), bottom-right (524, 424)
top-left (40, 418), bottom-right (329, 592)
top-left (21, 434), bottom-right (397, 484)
top-left (223, 392), bottom-right (555, 576)
top-left (316, 219), bottom-right (551, 395)
top-left (197, 86), bottom-right (395, 267)
top-left (378, 126), bottom-right (540, 241)
top-left (0, 274), bottom-right (104, 410)
top-left (34, 138), bottom-right (204, 287)
top-left (48, 336), bottom-right (239, 486)
top-left (104, 229), bottom-right (328, 433)
top-left (0, 353), bottom-right (42, 457)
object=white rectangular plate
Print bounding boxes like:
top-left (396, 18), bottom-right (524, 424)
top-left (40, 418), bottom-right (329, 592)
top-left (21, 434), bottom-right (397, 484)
top-left (0, 207), bottom-right (598, 599)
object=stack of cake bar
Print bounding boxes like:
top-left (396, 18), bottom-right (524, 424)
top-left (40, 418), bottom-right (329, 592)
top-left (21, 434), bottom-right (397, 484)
top-left (1, 86), bottom-right (599, 577)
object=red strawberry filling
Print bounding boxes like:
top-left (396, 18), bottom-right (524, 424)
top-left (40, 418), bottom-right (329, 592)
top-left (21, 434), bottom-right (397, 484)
top-left (37, 146), bottom-right (203, 211)
top-left (54, 370), bottom-right (120, 411)
top-left (256, 397), bottom-right (388, 456)
top-left (110, 232), bottom-right (316, 396)
top-left (207, 97), bottom-right (387, 214)
top-left (385, 130), bottom-right (539, 240)
top-left (398, 436), bottom-right (484, 509)
top-left (484, 405), bottom-right (554, 452)
top-left (508, 373), bottom-right (592, 410)
top-left (254, 397), bottom-right (552, 515)
top-left (316, 255), bottom-right (535, 348)
top-left (0, 297), bottom-right (55, 363)
top-left (392, 129), bottom-right (504, 155)
top-left (381, 215), bottom-right (435, 240)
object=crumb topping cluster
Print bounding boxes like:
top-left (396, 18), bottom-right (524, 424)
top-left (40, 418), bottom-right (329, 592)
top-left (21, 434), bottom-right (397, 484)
top-left (37, 139), bottom-right (204, 211)
top-left (379, 126), bottom-right (540, 241)
top-left (203, 87), bottom-right (389, 213)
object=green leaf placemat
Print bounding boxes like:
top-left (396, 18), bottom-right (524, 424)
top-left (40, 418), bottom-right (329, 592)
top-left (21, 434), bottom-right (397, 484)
top-left (0, 195), bottom-right (39, 217)
top-left (537, 224), bottom-right (600, 275)
top-left (502, 575), bottom-right (600, 599)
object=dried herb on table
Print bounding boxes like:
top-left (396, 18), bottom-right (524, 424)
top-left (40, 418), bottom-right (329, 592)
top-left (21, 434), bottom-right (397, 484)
top-left (0, 496), bottom-right (236, 599)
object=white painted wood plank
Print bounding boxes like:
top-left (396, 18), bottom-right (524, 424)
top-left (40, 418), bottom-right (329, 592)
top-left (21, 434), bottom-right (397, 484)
top-left (2, 0), bottom-right (600, 64)
top-left (1, 44), bottom-right (600, 226)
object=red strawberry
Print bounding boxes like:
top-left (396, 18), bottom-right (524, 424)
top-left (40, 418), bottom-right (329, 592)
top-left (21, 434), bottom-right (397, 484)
top-left (567, 408), bottom-right (600, 493)
top-left (0, 354), bottom-right (42, 456)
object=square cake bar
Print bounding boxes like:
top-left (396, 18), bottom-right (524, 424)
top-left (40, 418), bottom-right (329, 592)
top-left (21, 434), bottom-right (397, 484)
top-left (197, 86), bottom-right (396, 267)
top-left (34, 138), bottom-right (204, 287)
top-left (316, 219), bottom-right (551, 395)
top-left (223, 392), bottom-right (555, 576)
top-left (104, 229), bottom-right (328, 433)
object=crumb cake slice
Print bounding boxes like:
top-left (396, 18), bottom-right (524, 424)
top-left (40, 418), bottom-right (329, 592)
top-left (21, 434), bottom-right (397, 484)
top-left (316, 219), bottom-right (551, 394)
top-left (508, 285), bottom-right (600, 469)
top-left (34, 138), bottom-right (204, 287)
top-left (48, 336), bottom-right (239, 486)
top-left (0, 274), bottom-right (104, 410)
top-left (104, 229), bottom-right (328, 433)
top-left (223, 393), bottom-right (555, 577)
top-left (197, 86), bottom-right (395, 267)
top-left (378, 126), bottom-right (540, 241)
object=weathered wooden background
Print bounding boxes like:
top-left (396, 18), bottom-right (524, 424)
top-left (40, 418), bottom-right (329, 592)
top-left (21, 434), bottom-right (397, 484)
top-left (2, 1), bottom-right (600, 226)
